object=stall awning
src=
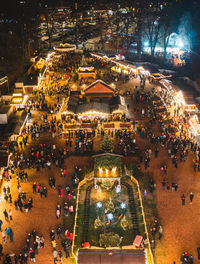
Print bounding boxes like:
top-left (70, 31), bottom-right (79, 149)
top-left (76, 102), bottom-right (110, 114)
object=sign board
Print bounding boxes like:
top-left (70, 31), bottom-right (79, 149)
top-left (15, 82), bottom-right (24, 88)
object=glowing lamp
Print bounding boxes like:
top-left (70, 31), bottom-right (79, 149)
top-left (96, 202), bottom-right (102, 208)
top-left (112, 167), bottom-right (116, 173)
top-left (116, 185), bottom-right (121, 193)
top-left (13, 93), bottom-right (22, 97)
top-left (105, 169), bottom-right (108, 175)
top-left (99, 167), bottom-right (103, 174)
top-left (120, 202), bottom-right (126, 209)
top-left (107, 213), bottom-right (114, 220)
top-left (177, 40), bottom-right (184, 48)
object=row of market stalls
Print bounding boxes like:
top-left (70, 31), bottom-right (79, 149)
top-left (91, 53), bottom-right (151, 77)
top-left (159, 78), bottom-right (200, 140)
top-left (90, 52), bottom-right (200, 142)
top-left (60, 79), bottom-right (128, 123)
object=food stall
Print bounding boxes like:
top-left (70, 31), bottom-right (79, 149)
top-left (189, 115), bottom-right (200, 137)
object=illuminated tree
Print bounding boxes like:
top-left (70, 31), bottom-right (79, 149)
top-left (105, 199), bottom-right (115, 213)
top-left (101, 134), bottom-right (113, 153)
top-left (94, 216), bottom-right (103, 229)
top-left (121, 216), bottom-right (129, 230)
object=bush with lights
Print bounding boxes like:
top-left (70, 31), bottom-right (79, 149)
top-left (105, 199), bottom-right (115, 213)
top-left (99, 232), bottom-right (121, 248)
top-left (94, 216), bottom-right (103, 229)
top-left (101, 134), bottom-right (113, 153)
top-left (120, 216), bottom-right (129, 230)
top-left (100, 180), bottom-right (114, 190)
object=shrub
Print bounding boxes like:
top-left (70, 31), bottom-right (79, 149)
top-left (101, 134), bottom-right (113, 153)
top-left (99, 232), bottom-right (121, 248)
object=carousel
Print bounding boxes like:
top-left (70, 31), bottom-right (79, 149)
top-left (78, 55), bottom-right (96, 82)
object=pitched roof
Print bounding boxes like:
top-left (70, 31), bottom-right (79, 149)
top-left (84, 80), bottom-right (115, 94)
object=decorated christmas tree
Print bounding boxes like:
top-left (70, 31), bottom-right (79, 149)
top-left (105, 198), bottom-right (115, 213)
top-left (120, 216), bottom-right (129, 230)
top-left (94, 216), bottom-right (103, 229)
top-left (101, 134), bottom-right (113, 153)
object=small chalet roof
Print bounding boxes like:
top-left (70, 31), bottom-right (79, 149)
top-left (13, 111), bottom-right (28, 135)
top-left (111, 104), bottom-right (128, 113)
top-left (84, 80), bottom-right (115, 95)
top-left (60, 97), bottom-right (79, 114)
top-left (182, 91), bottom-right (196, 105)
top-left (61, 95), bottom-right (128, 115)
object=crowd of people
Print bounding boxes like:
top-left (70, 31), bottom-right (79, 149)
top-left (1, 52), bottom-right (200, 263)
top-left (2, 230), bottom-right (44, 264)
top-left (180, 251), bottom-right (194, 264)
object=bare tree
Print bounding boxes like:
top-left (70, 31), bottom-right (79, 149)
top-left (143, 3), bottom-right (162, 57)
top-left (44, 11), bottom-right (55, 49)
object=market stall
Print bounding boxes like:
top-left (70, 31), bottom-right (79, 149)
top-left (189, 115), bottom-right (200, 137)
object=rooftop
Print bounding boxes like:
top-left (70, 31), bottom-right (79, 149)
top-left (84, 80), bottom-right (115, 94)
top-left (77, 249), bottom-right (145, 264)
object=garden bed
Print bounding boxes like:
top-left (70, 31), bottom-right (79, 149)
top-left (74, 180), bottom-right (142, 249)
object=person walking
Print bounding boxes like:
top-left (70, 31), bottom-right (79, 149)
top-left (33, 241), bottom-right (38, 254)
top-left (189, 254), bottom-right (194, 264)
top-left (3, 210), bottom-right (9, 221)
top-left (32, 230), bottom-right (36, 241)
top-left (52, 240), bottom-right (56, 250)
top-left (29, 248), bottom-right (35, 263)
top-left (56, 227), bottom-right (62, 239)
top-left (58, 251), bottom-right (63, 263)
top-left (159, 225), bottom-right (163, 240)
top-left (189, 192), bottom-right (194, 204)
top-left (144, 190), bottom-right (147, 200)
top-left (50, 230), bottom-right (55, 241)
top-left (9, 230), bottom-right (14, 243)
top-left (181, 194), bottom-right (186, 205)
top-left (2, 230), bottom-right (6, 244)
top-left (53, 250), bottom-right (58, 264)
top-left (0, 219), bottom-right (3, 231)
top-left (43, 187), bottom-right (48, 198)
top-left (14, 199), bottom-right (18, 210)
top-left (8, 209), bottom-right (12, 221)
top-left (32, 183), bottom-right (37, 193)
top-left (63, 245), bottom-right (69, 258)
top-left (14, 254), bottom-right (18, 264)
top-left (0, 243), bottom-right (3, 257)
